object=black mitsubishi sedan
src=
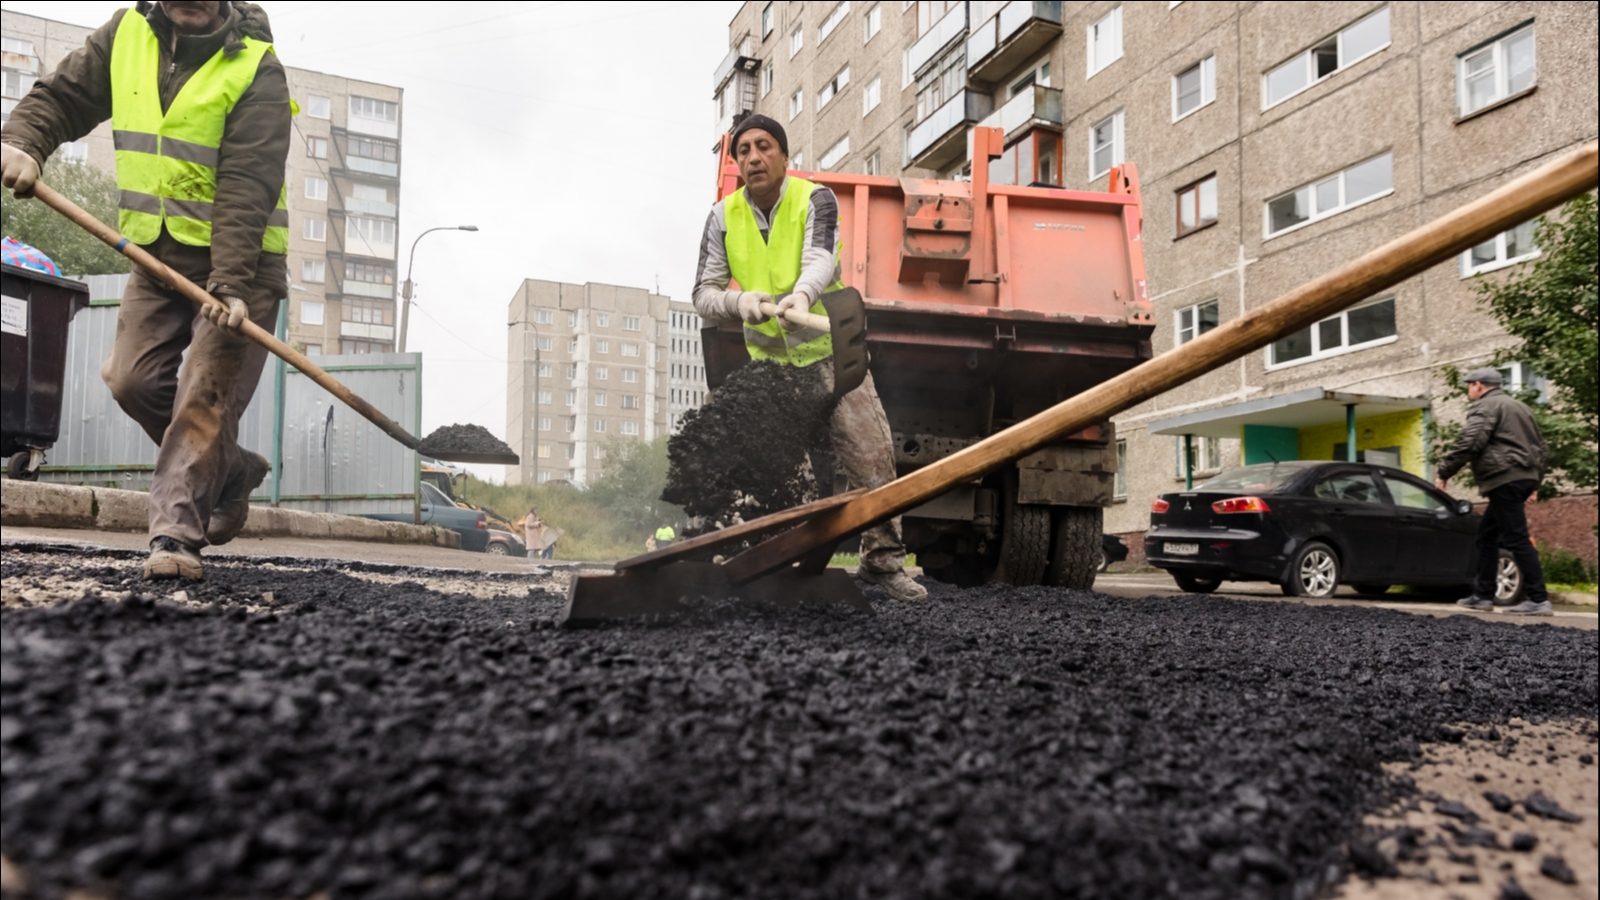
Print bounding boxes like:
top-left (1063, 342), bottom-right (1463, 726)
top-left (1144, 461), bottom-right (1525, 601)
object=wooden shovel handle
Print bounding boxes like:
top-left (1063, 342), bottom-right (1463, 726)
top-left (758, 299), bottom-right (831, 333)
top-left (28, 180), bottom-right (422, 452)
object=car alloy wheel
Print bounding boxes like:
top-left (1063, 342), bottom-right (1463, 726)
top-left (486, 543), bottom-right (508, 556)
top-left (1292, 542), bottom-right (1340, 598)
top-left (1494, 554), bottom-right (1523, 604)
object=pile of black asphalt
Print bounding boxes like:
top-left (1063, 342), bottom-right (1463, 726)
top-left (1, 545), bottom-right (1594, 900)
top-left (415, 424), bottom-right (517, 460)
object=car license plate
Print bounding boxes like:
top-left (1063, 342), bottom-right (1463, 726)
top-left (1164, 542), bottom-right (1200, 556)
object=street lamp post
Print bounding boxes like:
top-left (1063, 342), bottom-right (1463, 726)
top-left (397, 224), bottom-right (478, 353)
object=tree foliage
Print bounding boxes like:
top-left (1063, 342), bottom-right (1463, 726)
top-left (585, 434), bottom-right (684, 533)
top-left (1429, 193), bottom-right (1599, 496)
top-left (0, 154), bottom-right (130, 276)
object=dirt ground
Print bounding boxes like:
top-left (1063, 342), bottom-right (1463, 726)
top-left (1341, 719), bottom-right (1598, 900)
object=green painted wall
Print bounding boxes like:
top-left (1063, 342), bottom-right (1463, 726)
top-left (1297, 409), bottom-right (1426, 474)
top-left (1241, 425), bottom-right (1300, 465)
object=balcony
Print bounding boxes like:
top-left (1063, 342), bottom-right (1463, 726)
top-left (976, 84), bottom-right (1062, 145)
top-left (907, 89), bottom-right (993, 172)
top-left (343, 280), bottom-right (394, 300)
top-left (712, 44), bottom-right (759, 94)
top-left (344, 196), bottom-right (396, 218)
top-left (344, 156), bottom-right (398, 179)
top-left (908, 4), bottom-right (968, 79)
top-left (967, 1), bottom-right (1063, 84)
top-left (340, 320), bottom-right (395, 342)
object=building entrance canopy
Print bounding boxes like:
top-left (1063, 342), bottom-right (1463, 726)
top-left (1147, 388), bottom-right (1428, 439)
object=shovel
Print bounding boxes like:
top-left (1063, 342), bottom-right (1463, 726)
top-left (25, 180), bottom-right (518, 466)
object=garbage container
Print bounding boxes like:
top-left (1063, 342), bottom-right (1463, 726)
top-left (1, 263), bottom-right (90, 480)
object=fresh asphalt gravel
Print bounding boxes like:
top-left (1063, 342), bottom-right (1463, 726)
top-left (1, 545), bottom-right (1595, 900)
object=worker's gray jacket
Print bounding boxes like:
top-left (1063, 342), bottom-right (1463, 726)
top-left (692, 176), bottom-right (843, 321)
top-left (1437, 387), bottom-right (1547, 492)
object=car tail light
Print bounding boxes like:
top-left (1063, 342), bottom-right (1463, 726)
top-left (1212, 496), bottom-right (1270, 514)
top-left (1151, 498), bottom-right (1170, 513)
top-left (477, 516), bottom-right (487, 529)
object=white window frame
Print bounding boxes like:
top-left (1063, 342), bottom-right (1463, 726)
top-left (1175, 299), bottom-right (1219, 347)
top-left (595, 366), bottom-right (609, 380)
top-left (537, 336), bottom-right (554, 351)
top-left (1088, 110), bottom-right (1124, 181)
top-left (595, 312), bottom-right (609, 327)
top-left (300, 300), bottom-right (324, 325)
top-left (792, 151), bottom-right (804, 169)
top-left (537, 389), bottom-right (553, 404)
top-left (1460, 220), bottom-right (1540, 277)
top-left (621, 420), bottom-right (640, 436)
top-left (595, 339), bottom-right (610, 354)
top-left (863, 76), bottom-right (882, 115)
top-left (621, 342), bottom-right (640, 358)
top-left (622, 315), bottom-right (640, 331)
top-left (594, 419), bottom-right (608, 434)
top-left (349, 95), bottom-right (399, 124)
top-left (594, 392), bottom-right (608, 407)
top-left (820, 135), bottom-right (851, 170)
top-left (567, 311), bottom-right (579, 327)
top-left (865, 151), bottom-right (882, 176)
top-left (761, 2), bottom-right (775, 39)
top-left (1009, 59), bottom-right (1052, 97)
top-left (1172, 55), bottom-right (1216, 121)
top-left (622, 369), bottom-right (640, 384)
top-left (538, 363), bottom-right (553, 378)
top-left (1457, 23), bottom-right (1536, 117)
top-left (305, 95), bottom-right (331, 119)
top-left (534, 308), bottom-right (554, 325)
top-left (865, 4), bottom-right (882, 42)
top-left (303, 177), bottom-right (327, 201)
top-left (1265, 297), bottom-right (1398, 370)
top-left (790, 89), bottom-right (804, 121)
top-left (300, 259), bottom-right (325, 284)
top-left (303, 218), bottom-right (326, 242)
top-left (819, 2), bottom-right (851, 43)
top-left (1087, 6), bottom-right (1123, 78)
top-left (565, 390), bottom-right (576, 406)
top-left (790, 25), bottom-right (804, 58)
top-left (1262, 6), bottom-right (1390, 110)
top-left (1174, 436), bottom-right (1225, 477)
top-left (761, 62), bottom-right (775, 97)
top-left (1263, 152), bottom-right (1393, 239)
top-left (818, 65), bottom-right (850, 109)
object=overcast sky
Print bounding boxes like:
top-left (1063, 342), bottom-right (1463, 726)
top-left (8, 0), bottom-right (742, 482)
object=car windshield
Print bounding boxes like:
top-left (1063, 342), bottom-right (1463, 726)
top-left (1195, 461), bottom-right (1321, 493)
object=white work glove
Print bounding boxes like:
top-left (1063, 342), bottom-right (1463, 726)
top-left (1, 144), bottom-right (41, 198)
top-left (736, 291), bottom-right (773, 325)
top-left (773, 292), bottom-right (810, 333)
top-left (201, 292), bottom-right (250, 334)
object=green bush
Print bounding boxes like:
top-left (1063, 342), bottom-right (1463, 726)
top-left (1539, 545), bottom-right (1597, 586)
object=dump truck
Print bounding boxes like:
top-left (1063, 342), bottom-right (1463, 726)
top-left (703, 126), bottom-right (1154, 589)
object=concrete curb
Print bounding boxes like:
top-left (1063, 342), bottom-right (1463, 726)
top-left (1, 480), bottom-right (459, 549)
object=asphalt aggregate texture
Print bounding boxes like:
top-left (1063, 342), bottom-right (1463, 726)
top-left (2, 546), bottom-right (1596, 900)
top-left (663, 360), bottom-right (837, 527)
top-left (415, 424), bottom-right (517, 459)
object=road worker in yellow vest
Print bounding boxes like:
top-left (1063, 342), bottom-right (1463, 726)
top-left (692, 115), bottom-right (927, 602)
top-left (3, 1), bottom-right (293, 580)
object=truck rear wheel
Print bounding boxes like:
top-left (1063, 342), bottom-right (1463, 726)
top-left (990, 471), bottom-right (1051, 586)
top-left (1045, 506), bottom-right (1102, 590)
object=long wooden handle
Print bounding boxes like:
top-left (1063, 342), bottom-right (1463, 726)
top-left (29, 181), bottom-right (422, 451)
top-left (758, 299), bottom-right (830, 332)
top-left (724, 141), bottom-right (1600, 584)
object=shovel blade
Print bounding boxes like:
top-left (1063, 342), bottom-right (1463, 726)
top-left (563, 562), bottom-right (871, 627)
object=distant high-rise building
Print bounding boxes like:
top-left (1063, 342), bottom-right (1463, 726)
top-left (667, 305), bottom-right (709, 434)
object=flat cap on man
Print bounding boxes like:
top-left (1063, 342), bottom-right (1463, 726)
top-left (1463, 367), bottom-right (1504, 386)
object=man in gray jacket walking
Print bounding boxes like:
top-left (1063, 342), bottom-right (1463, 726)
top-left (1436, 368), bottom-right (1551, 615)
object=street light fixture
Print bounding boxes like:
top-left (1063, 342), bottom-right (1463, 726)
top-left (397, 224), bottom-right (478, 353)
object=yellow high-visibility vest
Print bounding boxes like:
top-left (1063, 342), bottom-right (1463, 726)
top-left (724, 177), bottom-right (843, 367)
top-left (109, 9), bottom-right (289, 252)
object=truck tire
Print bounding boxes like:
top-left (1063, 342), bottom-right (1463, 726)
top-left (994, 503), bottom-right (1051, 586)
top-left (1045, 505), bottom-right (1101, 590)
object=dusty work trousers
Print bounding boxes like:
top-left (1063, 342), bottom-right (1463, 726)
top-left (100, 233), bottom-right (285, 549)
top-left (819, 366), bottom-right (906, 576)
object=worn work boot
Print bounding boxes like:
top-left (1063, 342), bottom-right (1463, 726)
top-left (1499, 599), bottom-right (1554, 617)
top-left (144, 536), bottom-right (203, 580)
top-left (859, 568), bottom-right (928, 602)
top-left (1454, 595), bottom-right (1494, 611)
top-left (207, 451), bottom-right (271, 546)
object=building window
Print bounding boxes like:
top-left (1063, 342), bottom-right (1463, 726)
top-left (594, 419), bottom-right (608, 433)
top-left (818, 66), bottom-right (850, 109)
top-left (566, 364), bottom-right (578, 378)
top-left (594, 392), bottom-right (608, 407)
top-left (537, 389), bottom-right (553, 404)
top-left (306, 95), bottom-right (331, 119)
top-left (1268, 298), bottom-right (1397, 368)
top-left (349, 95), bottom-right (399, 124)
top-left (344, 261), bottom-right (394, 285)
top-left (304, 176), bottom-right (327, 200)
top-left (761, 62), bottom-right (775, 97)
top-left (300, 300), bottom-right (324, 326)
top-left (566, 417), bottom-right (577, 433)
top-left (863, 76), bottom-right (882, 115)
top-left (1173, 55), bottom-right (1215, 120)
top-left (565, 390), bottom-right (576, 406)
top-left (1265, 153), bottom-right (1392, 237)
top-left (593, 445), bottom-right (607, 459)
top-left (347, 135), bottom-right (398, 162)
top-left (621, 342), bottom-right (640, 357)
top-left (621, 421), bottom-right (640, 436)
top-left (1175, 300), bottom-right (1218, 346)
top-left (569, 338), bottom-right (580, 354)
top-left (534, 308), bottom-right (553, 324)
top-left (568, 311), bottom-right (579, 327)
top-left (595, 366), bottom-right (609, 381)
top-left (622, 369), bottom-right (640, 383)
top-left (536, 336), bottom-right (554, 351)
top-left (1461, 220), bottom-right (1539, 277)
top-left (865, 5), bottom-right (883, 42)
top-left (1263, 6), bottom-right (1390, 109)
top-left (819, 2), bottom-right (851, 42)
top-left (595, 339), bottom-right (609, 354)
top-left (1459, 23), bottom-right (1535, 116)
top-left (915, 43), bottom-right (967, 122)
top-left (340, 339), bottom-right (388, 355)
top-left (537, 444), bottom-right (552, 459)
top-left (1088, 111), bottom-right (1124, 181)
top-left (792, 151), bottom-right (804, 169)
top-left (1087, 6), bottom-right (1123, 77)
top-left (1175, 174), bottom-right (1218, 237)
top-left (622, 315), bottom-right (640, 331)
top-left (865, 151), bottom-right (882, 176)
top-left (539, 417), bottom-right (553, 432)
top-left (301, 259), bottom-right (325, 283)
top-left (346, 216), bottom-right (396, 251)
top-left (621, 395), bottom-right (641, 410)
top-left (1114, 439), bottom-right (1128, 499)
top-left (761, 2), bottom-right (774, 38)
top-left (304, 344), bottom-right (322, 356)
top-left (538, 363), bottom-right (553, 378)
top-left (595, 312), bottom-right (609, 327)
top-left (342, 297), bottom-right (391, 325)
top-left (306, 136), bottom-right (328, 159)
top-left (820, 135), bottom-right (851, 170)
top-left (1175, 436), bottom-right (1224, 476)
top-left (1010, 60), bottom-right (1051, 97)
top-left (303, 218), bottom-right (326, 241)
top-left (790, 25), bottom-right (804, 58)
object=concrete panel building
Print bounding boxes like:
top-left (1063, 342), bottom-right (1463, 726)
top-left (715, 1), bottom-right (1598, 560)
top-left (1, 10), bottom-right (404, 361)
top-left (506, 280), bottom-right (675, 486)
top-left (667, 306), bottom-right (711, 434)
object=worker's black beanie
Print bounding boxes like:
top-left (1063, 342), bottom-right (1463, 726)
top-left (729, 115), bottom-right (788, 157)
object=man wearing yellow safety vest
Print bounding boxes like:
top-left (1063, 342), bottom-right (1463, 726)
top-left (654, 525), bottom-right (676, 548)
top-left (2, 1), bottom-right (291, 581)
top-left (692, 116), bottom-right (927, 602)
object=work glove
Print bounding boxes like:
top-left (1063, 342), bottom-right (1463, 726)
top-left (773, 292), bottom-right (810, 333)
top-left (736, 291), bottom-right (773, 325)
top-left (1, 144), bottom-right (41, 198)
top-left (201, 292), bottom-right (250, 334)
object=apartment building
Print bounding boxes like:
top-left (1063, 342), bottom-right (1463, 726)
top-left (718, 2), bottom-right (1598, 556)
top-left (1, 11), bottom-right (403, 360)
top-left (506, 280), bottom-right (674, 486)
top-left (667, 305), bottom-right (711, 434)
